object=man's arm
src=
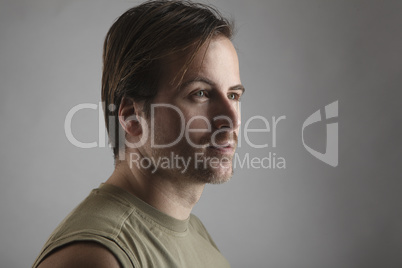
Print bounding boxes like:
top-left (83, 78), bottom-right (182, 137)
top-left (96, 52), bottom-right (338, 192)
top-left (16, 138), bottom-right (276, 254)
top-left (37, 242), bottom-right (121, 268)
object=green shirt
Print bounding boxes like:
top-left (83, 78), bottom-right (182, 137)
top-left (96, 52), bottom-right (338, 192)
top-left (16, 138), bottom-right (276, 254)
top-left (33, 183), bottom-right (230, 268)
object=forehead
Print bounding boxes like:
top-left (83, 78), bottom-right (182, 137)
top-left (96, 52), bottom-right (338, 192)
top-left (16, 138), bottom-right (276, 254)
top-left (159, 36), bottom-right (240, 90)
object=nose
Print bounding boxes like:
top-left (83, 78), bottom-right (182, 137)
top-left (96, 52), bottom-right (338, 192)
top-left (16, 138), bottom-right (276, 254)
top-left (212, 95), bottom-right (240, 131)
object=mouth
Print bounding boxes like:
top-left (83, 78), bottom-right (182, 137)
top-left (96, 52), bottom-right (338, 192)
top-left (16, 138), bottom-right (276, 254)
top-left (207, 141), bottom-right (235, 154)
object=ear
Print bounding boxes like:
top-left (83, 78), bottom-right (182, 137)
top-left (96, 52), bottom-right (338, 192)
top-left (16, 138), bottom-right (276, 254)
top-left (118, 97), bottom-right (143, 136)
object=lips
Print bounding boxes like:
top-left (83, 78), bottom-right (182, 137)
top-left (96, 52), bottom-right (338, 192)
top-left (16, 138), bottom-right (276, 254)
top-left (207, 141), bottom-right (236, 154)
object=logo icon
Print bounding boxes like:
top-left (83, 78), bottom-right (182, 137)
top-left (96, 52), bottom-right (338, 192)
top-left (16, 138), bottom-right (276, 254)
top-left (302, 101), bottom-right (338, 167)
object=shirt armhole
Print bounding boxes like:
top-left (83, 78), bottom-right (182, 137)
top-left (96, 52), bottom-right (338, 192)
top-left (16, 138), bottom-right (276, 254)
top-left (32, 233), bottom-right (137, 268)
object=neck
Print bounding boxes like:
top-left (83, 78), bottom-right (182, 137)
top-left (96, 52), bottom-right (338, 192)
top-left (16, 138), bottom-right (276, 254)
top-left (106, 159), bottom-right (205, 220)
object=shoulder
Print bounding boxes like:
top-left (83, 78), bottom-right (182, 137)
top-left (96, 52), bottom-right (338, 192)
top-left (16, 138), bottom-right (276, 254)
top-left (34, 186), bottom-right (139, 268)
top-left (37, 242), bottom-right (121, 268)
top-left (50, 187), bottom-right (135, 241)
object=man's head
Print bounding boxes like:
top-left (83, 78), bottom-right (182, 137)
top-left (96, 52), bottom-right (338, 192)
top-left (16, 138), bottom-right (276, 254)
top-left (102, 0), bottom-right (234, 159)
top-left (141, 35), bottom-right (243, 184)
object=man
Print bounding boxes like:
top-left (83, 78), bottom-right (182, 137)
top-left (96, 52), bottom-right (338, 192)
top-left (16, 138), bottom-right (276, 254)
top-left (33, 0), bottom-right (244, 267)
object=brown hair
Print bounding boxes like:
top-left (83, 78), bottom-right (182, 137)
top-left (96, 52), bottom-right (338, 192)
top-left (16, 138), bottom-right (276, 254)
top-left (101, 0), bottom-right (234, 159)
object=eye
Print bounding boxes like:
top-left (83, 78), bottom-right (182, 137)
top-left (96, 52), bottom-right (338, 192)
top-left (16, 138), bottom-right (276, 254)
top-left (228, 92), bottom-right (240, 101)
top-left (190, 89), bottom-right (210, 103)
top-left (194, 90), bottom-right (207, 98)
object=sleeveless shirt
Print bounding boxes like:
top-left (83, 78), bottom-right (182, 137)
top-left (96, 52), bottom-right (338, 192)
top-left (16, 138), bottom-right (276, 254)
top-left (33, 183), bottom-right (230, 268)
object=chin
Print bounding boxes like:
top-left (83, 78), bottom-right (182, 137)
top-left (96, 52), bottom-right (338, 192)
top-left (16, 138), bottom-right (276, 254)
top-left (207, 174), bottom-right (233, 185)
top-left (190, 151), bottom-right (235, 184)
top-left (193, 165), bottom-right (234, 185)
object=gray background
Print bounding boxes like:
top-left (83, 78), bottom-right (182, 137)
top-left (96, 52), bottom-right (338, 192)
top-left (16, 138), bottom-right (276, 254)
top-left (1, 0), bottom-right (401, 267)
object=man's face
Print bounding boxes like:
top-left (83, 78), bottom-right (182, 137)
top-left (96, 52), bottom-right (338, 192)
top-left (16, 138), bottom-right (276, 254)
top-left (139, 36), bottom-right (243, 184)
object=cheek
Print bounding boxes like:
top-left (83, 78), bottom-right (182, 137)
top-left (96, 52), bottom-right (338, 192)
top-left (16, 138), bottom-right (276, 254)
top-left (185, 114), bottom-right (213, 143)
top-left (153, 108), bottom-right (185, 141)
top-left (152, 104), bottom-right (213, 144)
top-left (187, 117), bottom-right (210, 130)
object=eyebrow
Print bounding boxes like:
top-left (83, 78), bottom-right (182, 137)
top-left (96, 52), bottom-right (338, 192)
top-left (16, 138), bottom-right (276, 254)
top-left (179, 76), bottom-right (245, 93)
